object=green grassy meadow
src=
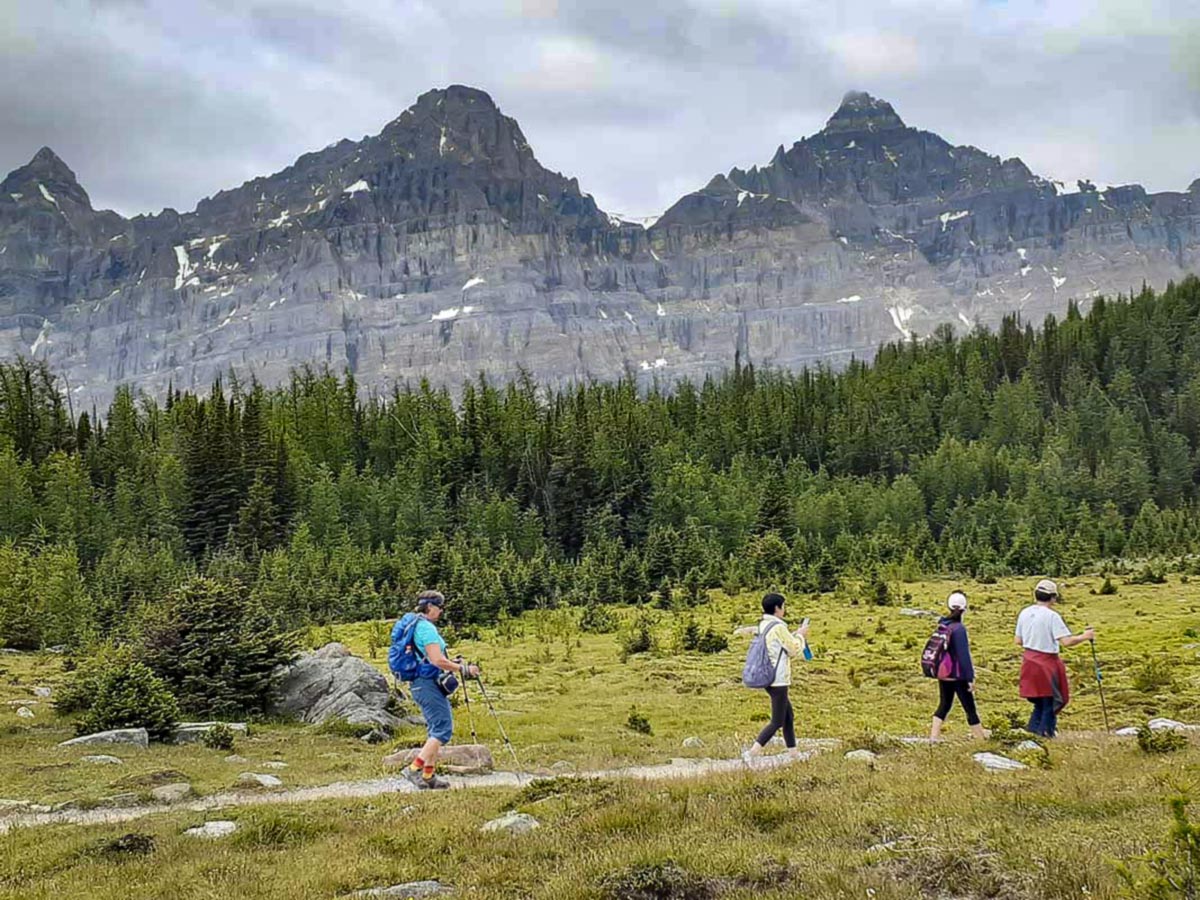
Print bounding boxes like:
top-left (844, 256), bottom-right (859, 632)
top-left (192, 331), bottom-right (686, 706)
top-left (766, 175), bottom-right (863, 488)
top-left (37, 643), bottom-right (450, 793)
top-left (1, 574), bottom-right (1198, 898)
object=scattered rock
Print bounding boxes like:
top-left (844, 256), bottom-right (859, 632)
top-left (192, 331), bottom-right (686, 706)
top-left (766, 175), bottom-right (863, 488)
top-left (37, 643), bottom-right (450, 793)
top-left (899, 608), bottom-right (934, 618)
top-left (16, 706), bottom-right (33, 719)
top-left (348, 882), bottom-right (455, 898)
top-left (0, 648), bottom-right (20, 654)
top-left (1148, 718), bottom-right (1200, 732)
top-left (51, 800), bottom-right (81, 813)
top-left (32, 687), bottom-right (52, 699)
top-left (1013, 740), bottom-right (1043, 752)
top-left (0, 799), bottom-right (38, 814)
top-left (4, 699), bottom-right (36, 706)
top-left (237, 772), bottom-right (283, 789)
top-left (151, 783), bottom-right (193, 803)
top-left (45, 645), bottom-right (66, 654)
top-left (1114, 726), bottom-right (1139, 737)
top-left (80, 755), bottom-right (123, 765)
top-left (973, 752), bottom-right (1027, 772)
top-left (261, 761), bottom-right (289, 770)
top-left (844, 749), bottom-right (878, 763)
top-left (184, 821), bottom-right (237, 839)
top-left (898, 736), bottom-right (932, 745)
top-left (682, 737), bottom-right (704, 749)
top-left (224, 754), bottom-right (249, 764)
top-left (361, 728), bottom-right (390, 744)
top-left (269, 642), bottom-right (403, 731)
top-left (173, 722), bottom-right (248, 744)
top-left (58, 729), bottom-right (149, 750)
top-left (481, 811), bottom-right (540, 835)
top-left (384, 744), bottom-right (494, 774)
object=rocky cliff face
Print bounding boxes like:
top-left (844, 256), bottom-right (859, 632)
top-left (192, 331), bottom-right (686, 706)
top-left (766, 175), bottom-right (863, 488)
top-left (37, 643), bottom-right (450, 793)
top-left (2, 87), bottom-right (1198, 408)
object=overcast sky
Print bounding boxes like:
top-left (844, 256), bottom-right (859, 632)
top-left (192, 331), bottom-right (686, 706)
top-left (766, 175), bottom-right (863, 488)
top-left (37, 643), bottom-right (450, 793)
top-left (4, 0), bottom-right (1200, 219)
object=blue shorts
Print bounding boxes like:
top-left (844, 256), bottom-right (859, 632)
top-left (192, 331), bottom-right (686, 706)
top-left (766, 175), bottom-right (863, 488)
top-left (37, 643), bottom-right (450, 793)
top-left (410, 677), bottom-right (454, 744)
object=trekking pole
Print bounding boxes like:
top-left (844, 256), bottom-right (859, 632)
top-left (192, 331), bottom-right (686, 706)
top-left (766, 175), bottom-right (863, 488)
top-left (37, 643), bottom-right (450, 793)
top-left (454, 657), bottom-right (479, 745)
top-left (473, 673), bottom-right (527, 784)
top-left (1089, 638), bottom-right (1111, 733)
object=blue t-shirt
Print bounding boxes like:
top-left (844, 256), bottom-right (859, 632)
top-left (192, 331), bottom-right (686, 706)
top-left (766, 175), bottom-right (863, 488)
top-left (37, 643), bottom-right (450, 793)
top-left (413, 618), bottom-right (447, 661)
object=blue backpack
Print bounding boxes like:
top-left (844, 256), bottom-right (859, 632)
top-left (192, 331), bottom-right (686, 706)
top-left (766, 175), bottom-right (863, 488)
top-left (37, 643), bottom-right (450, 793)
top-left (389, 613), bottom-right (440, 682)
top-left (743, 622), bottom-right (784, 688)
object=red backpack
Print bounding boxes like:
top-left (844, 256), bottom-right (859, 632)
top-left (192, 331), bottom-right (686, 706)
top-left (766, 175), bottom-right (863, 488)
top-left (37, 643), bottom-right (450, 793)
top-left (920, 622), bottom-right (957, 679)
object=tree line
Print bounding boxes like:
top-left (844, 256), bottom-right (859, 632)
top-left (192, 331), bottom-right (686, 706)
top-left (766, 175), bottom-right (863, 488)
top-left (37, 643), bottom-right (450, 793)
top-left (5, 276), bottom-right (1200, 650)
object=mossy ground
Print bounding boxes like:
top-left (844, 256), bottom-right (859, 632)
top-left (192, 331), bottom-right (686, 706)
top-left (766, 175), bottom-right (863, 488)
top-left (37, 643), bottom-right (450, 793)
top-left (1, 575), bottom-right (1198, 897)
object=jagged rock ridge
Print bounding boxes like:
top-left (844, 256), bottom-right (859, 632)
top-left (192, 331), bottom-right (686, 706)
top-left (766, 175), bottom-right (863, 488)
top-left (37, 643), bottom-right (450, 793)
top-left (1, 87), bottom-right (1198, 407)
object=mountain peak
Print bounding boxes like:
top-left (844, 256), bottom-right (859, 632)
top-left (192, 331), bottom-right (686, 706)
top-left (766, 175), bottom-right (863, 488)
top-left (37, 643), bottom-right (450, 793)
top-left (2, 146), bottom-right (93, 210)
top-left (823, 91), bottom-right (906, 134)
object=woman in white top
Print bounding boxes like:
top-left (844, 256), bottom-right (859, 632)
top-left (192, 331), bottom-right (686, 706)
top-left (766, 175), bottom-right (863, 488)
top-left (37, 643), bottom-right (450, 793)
top-left (745, 592), bottom-right (810, 758)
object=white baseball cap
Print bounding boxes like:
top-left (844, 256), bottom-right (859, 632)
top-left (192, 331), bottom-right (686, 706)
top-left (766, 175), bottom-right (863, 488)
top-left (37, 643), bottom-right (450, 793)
top-left (947, 591), bottom-right (968, 611)
top-left (1034, 579), bottom-right (1058, 600)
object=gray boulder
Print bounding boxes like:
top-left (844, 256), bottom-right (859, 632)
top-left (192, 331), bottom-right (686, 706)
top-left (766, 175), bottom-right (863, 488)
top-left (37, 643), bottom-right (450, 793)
top-left (1148, 718), bottom-right (1199, 732)
top-left (481, 811), bottom-right (540, 835)
top-left (184, 821), bottom-right (237, 839)
top-left (268, 643), bottom-right (402, 731)
top-left (81, 755), bottom-right (123, 765)
top-left (844, 749), bottom-right (878, 763)
top-left (350, 883), bottom-right (454, 898)
top-left (59, 728), bottom-right (149, 749)
top-left (682, 737), bottom-right (704, 749)
top-left (973, 752), bottom-right (1027, 772)
top-left (237, 772), bottom-right (283, 789)
top-left (151, 783), bottom-right (193, 803)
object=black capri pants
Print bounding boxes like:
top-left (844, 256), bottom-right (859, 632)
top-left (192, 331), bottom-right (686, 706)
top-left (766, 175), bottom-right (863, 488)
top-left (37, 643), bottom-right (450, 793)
top-left (756, 685), bottom-right (796, 749)
top-left (933, 680), bottom-right (980, 725)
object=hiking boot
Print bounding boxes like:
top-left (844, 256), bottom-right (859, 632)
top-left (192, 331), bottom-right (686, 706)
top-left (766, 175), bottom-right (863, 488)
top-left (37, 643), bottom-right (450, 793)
top-left (403, 768), bottom-right (430, 790)
top-left (424, 773), bottom-right (451, 790)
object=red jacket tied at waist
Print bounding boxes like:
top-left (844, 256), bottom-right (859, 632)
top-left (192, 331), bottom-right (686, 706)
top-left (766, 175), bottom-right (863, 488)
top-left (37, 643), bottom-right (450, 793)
top-left (1019, 649), bottom-right (1070, 712)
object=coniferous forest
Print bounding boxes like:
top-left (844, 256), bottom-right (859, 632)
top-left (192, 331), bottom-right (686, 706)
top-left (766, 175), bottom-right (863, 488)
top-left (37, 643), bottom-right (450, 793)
top-left (5, 278), bottom-right (1200, 651)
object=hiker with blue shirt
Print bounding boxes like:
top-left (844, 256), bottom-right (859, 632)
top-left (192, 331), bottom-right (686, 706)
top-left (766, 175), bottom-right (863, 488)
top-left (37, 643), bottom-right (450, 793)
top-left (744, 592), bottom-right (810, 760)
top-left (389, 590), bottom-right (479, 790)
top-left (929, 591), bottom-right (989, 742)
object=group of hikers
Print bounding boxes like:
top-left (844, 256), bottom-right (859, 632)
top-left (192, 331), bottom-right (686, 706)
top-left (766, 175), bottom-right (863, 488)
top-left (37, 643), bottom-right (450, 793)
top-left (387, 579), bottom-right (1096, 790)
top-left (746, 577), bottom-right (1097, 752)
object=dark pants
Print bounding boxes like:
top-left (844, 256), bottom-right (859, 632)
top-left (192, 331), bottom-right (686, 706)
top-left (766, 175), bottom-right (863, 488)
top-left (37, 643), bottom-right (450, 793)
top-left (933, 680), bottom-right (980, 725)
top-left (757, 685), bottom-right (796, 748)
top-left (1027, 696), bottom-right (1058, 737)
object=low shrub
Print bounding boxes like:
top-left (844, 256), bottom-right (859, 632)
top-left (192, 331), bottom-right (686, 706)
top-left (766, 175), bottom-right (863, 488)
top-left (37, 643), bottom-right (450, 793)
top-left (1098, 576), bottom-right (1118, 595)
top-left (76, 661), bottom-right (180, 743)
top-left (618, 614), bottom-right (657, 661)
top-left (231, 809), bottom-right (334, 848)
top-left (695, 628), bottom-right (728, 654)
top-left (1132, 657), bottom-right (1176, 694)
top-left (1130, 564), bottom-right (1168, 585)
top-left (626, 706), bottom-right (652, 735)
top-left (201, 722), bottom-right (237, 751)
top-left (581, 603), bottom-right (619, 634)
top-left (1137, 725), bottom-right (1187, 754)
top-left (598, 860), bottom-right (716, 900)
top-left (1117, 797), bottom-right (1199, 897)
top-left (89, 833), bottom-right (156, 859)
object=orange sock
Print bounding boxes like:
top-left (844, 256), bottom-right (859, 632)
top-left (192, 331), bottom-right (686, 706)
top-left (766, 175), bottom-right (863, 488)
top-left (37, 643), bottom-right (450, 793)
top-left (410, 757), bottom-right (425, 772)
top-left (422, 765), bottom-right (436, 779)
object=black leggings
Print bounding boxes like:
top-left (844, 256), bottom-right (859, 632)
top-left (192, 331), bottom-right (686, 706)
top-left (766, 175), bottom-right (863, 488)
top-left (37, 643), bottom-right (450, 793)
top-left (933, 680), bottom-right (980, 725)
top-left (757, 685), bottom-right (796, 748)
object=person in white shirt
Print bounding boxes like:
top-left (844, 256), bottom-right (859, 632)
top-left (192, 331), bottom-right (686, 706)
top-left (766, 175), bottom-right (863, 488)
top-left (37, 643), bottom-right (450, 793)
top-left (1014, 579), bottom-right (1095, 737)
top-left (745, 592), bottom-right (810, 759)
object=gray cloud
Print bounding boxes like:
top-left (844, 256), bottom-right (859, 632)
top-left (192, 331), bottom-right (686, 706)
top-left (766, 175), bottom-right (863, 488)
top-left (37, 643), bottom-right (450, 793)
top-left (2, 0), bottom-right (1198, 220)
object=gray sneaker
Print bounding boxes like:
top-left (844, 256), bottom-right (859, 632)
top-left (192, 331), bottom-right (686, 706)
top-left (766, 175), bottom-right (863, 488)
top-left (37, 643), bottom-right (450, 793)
top-left (403, 768), bottom-right (430, 790)
top-left (425, 773), bottom-right (450, 790)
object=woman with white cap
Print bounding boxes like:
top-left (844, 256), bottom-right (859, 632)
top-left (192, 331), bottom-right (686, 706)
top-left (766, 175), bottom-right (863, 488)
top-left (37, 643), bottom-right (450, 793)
top-left (930, 590), bottom-right (989, 741)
